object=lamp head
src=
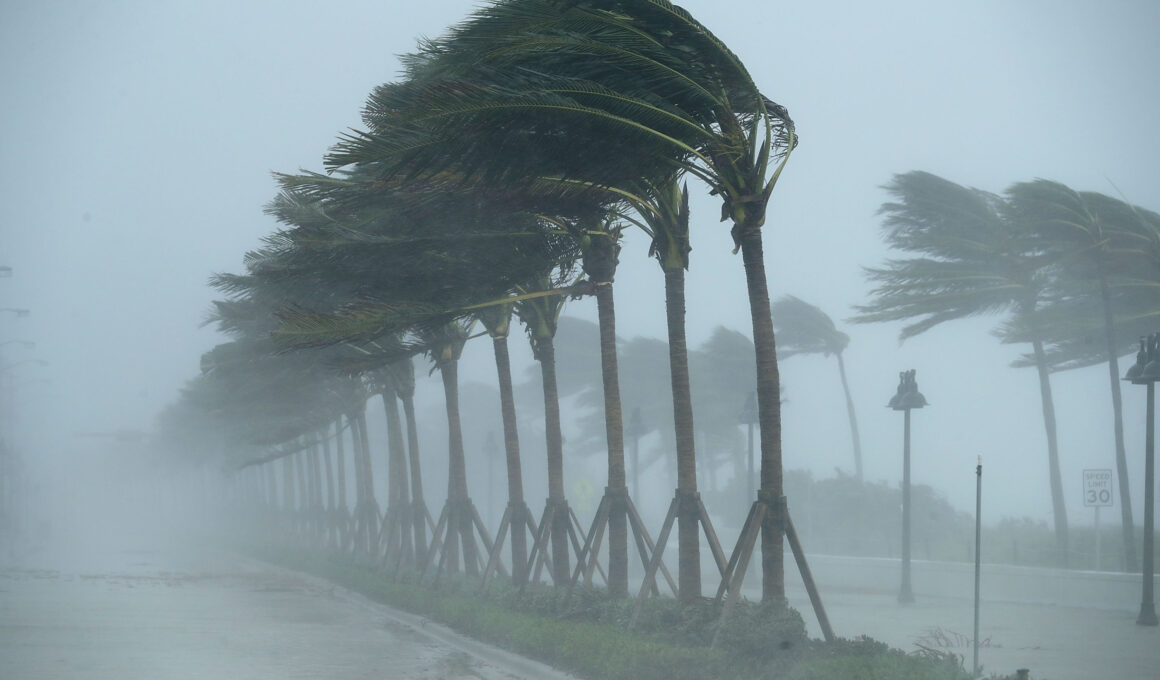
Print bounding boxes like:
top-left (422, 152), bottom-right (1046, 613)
top-left (889, 369), bottom-right (927, 410)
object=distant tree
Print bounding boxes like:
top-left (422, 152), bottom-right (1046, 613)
top-left (1005, 181), bottom-right (1154, 571)
top-left (516, 277), bottom-right (575, 586)
top-left (325, 0), bottom-right (798, 600)
top-left (772, 295), bottom-right (863, 480)
top-left (853, 171), bottom-right (1071, 565)
top-left (477, 301), bottom-right (532, 585)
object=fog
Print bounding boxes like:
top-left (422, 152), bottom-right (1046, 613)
top-left (2, 1), bottom-right (1160, 676)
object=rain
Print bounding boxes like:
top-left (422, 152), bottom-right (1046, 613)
top-left (2, 1), bottom-right (1159, 679)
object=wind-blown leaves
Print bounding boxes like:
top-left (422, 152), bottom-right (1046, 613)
top-left (772, 295), bottom-right (849, 358)
top-left (853, 171), bottom-right (1045, 340)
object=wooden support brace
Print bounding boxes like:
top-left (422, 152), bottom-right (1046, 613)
top-left (579, 506), bottom-right (609, 586)
top-left (711, 500), bottom-right (766, 649)
top-left (524, 503), bottom-right (555, 591)
top-left (630, 496), bottom-right (679, 627)
top-left (569, 506), bottom-right (607, 586)
top-left (697, 495), bottom-right (729, 577)
top-left (571, 495), bottom-right (609, 584)
top-left (625, 495), bottom-right (676, 596)
top-left (480, 505), bottom-right (513, 589)
top-left (715, 500), bottom-right (760, 601)
top-left (420, 504), bottom-right (450, 577)
top-left (784, 502), bottom-right (834, 642)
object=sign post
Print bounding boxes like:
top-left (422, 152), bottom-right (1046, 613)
top-left (1083, 469), bottom-right (1114, 570)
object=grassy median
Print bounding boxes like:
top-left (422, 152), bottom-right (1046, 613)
top-left (253, 543), bottom-right (976, 680)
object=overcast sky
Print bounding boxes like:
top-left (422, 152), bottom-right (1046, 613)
top-left (3, 0), bottom-right (1159, 524)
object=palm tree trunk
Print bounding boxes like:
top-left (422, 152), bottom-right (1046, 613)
top-left (665, 266), bottom-right (701, 601)
top-left (321, 428), bottom-right (335, 513)
top-left (282, 456), bottom-right (294, 516)
top-left (355, 409), bottom-right (379, 553)
top-left (308, 440), bottom-right (322, 540)
top-left (401, 392), bottom-right (428, 563)
top-left (294, 448), bottom-right (308, 537)
top-left (738, 226), bottom-right (786, 602)
top-left (492, 334), bottom-right (529, 585)
top-left (538, 337), bottom-right (571, 585)
top-left (440, 359), bottom-right (476, 576)
top-left (383, 389), bottom-right (412, 561)
top-left (1031, 337), bottom-right (1069, 566)
top-left (350, 414), bottom-right (366, 551)
top-left (1098, 273), bottom-right (1137, 571)
top-left (335, 416), bottom-right (347, 513)
top-left (265, 463), bottom-right (277, 516)
top-left (595, 281), bottom-right (629, 596)
top-left (835, 352), bottom-right (864, 482)
top-left (356, 410), bottom-right (377, 507)
top-left (335, 416), bottom-right (349, 549)
top-left (320, 426), bottom-right (336, 547)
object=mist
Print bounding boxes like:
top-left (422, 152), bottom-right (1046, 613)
top-left (3, 1), bottom-right (1159, 678)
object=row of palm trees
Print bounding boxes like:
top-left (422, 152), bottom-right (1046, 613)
top-left (156, 7), bottom-right (1160, 633)
top-left (852, 170), bottom-right (1160, 569)
top-left (158, 0), bottom-right (801, 605)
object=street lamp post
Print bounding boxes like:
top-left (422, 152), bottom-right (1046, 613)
top-left (1124, 334), bottom-right (1159, 626)
top-left (889, 369), bottom-right (927, 604)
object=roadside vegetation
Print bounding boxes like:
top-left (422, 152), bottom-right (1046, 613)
top-left (252, 541), bottom-right (971, 680)
top-left (142, 1), bottom-right (1157, 679)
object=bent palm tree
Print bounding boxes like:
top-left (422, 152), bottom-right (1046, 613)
top-left (636, 178), bottom-right (718, 601)
top-left (1007, 180), bottom-right (1145, 571)
top-left (326, 0), bottom-right (798, 601)
top-left (515, 277), bottom-right (577, 586)
top-left (477, 301), bottom-right (534, 586)
top-left (772, 295), bottom-right (863, 481)
top-left (853, 171), bottom-right (1070, 564)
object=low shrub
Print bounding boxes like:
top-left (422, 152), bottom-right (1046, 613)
top-left (250, 542), bottom-right (970, 680)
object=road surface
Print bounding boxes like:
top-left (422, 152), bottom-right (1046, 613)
top-left (0, 537), bottom-right (575, 680)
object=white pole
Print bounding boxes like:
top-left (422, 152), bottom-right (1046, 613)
top-left (973, 455), bottom-right (983, 679)
top-left (1095, 505), bottom-right (1102, 571)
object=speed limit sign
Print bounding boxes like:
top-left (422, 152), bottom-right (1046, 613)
top-left (1083, 469), bottom-right (1114, 507)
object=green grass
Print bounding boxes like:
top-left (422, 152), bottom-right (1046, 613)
top-left (248, 542), bottom-right (973, 680)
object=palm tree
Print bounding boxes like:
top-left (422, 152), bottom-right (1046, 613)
top-left (692, 327), bottom-right (758, 496)
top-left (634, 178), bottom-right (714, 601)
top-left (772, 295), bottom-right (863, 481)
top-left (325, 0), bottom-right (798, 602)
top-left (515, 277), bottom-right (576, 586)
top-left (417, 319), bottom-right (495, 578)
top-left (256, 179), bottom-right (593, 575)
top-left (368, 365), bottom-right (414, 567)
top-left (1006, 181), bottom-right (1148, 570)
top-left (580, 214), bottom-right (633, 596)
top-left (390, 357), bottom-right (430, 563)
top-left (853, 170), bottom-right (1070, 564)
top-left (476, 301), bottom-right (534, 586)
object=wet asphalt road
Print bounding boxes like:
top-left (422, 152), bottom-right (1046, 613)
top-left (0, 543), bottom-right (572, 680)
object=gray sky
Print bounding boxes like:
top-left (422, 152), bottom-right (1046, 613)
top-left (3, 0), bottom-right (1159, 523)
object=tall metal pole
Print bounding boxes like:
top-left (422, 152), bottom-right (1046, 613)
top-left (973, 456), bottom-right (983, 678)
top-left (900, 408), bottom-right (914, 603)
top-left (1094, 505), bottom-right (1101, 571)
top-left (889, 369), bottom-right (925, 605)
top-left (1139, 381), bottom-right (1157, 626)
top-left (1123, 333), bottom-right (1158, 625)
